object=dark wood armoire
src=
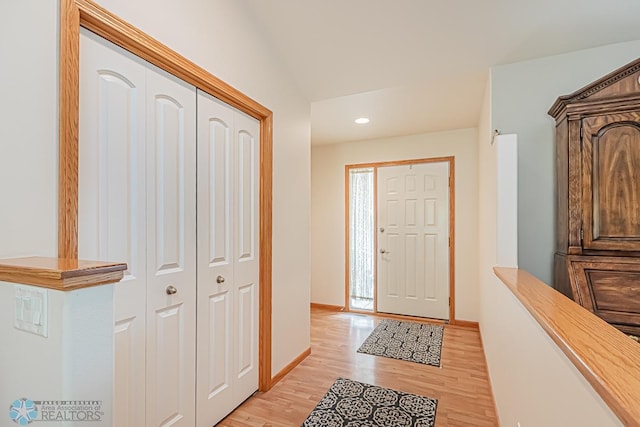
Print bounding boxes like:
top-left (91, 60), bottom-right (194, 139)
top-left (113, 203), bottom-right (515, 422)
top-left (549, 58), bottom-right (640, 336)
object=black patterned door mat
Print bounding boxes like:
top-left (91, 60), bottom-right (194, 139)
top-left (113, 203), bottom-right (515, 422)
top-left (357, 319), bottom-right (444, 367)
top-left (301, 377), bottom-right (437, 427)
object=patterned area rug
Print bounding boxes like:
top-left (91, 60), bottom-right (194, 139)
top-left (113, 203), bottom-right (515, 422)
top-left (357, 319), bottom-right (444, 367)
top-left (301, 378), bottom-right (437, 427)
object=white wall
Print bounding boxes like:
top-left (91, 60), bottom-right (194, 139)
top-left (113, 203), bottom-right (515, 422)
top-left (491, 39), bottom-right (640, 284)
top-left (0, 285), bottom-right (115, 426)
top-left (0, 285), bottom-right (64, 415)
top-left (0, 0), bottom-right (58, 259)
top-left (0, 0), bottom-right (310, 379)
top-left (311, 128), bottom-right (479, 321)
top-left (478, 76), bottom-right (623, 427)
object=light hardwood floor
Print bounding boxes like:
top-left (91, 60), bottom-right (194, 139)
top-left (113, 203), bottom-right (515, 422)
top-left (220, 308), bottom-right (499, 426)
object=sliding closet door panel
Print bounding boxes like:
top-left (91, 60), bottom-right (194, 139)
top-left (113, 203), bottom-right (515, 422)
top-left (145, 66), bottom-right (197, 427)
top-left (196, 91), bottom-right (235, 427)
top-left (78, 29), bottom-right (147, 427)
top-left (232, 112), bottom-right (260, 405)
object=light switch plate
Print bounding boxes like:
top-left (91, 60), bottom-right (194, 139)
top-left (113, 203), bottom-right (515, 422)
top-left (14, 285), bottom-right (48, 337)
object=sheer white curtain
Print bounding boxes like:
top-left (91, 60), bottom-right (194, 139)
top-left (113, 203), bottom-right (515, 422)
top-left (349, 168), bottom-right (374, 300)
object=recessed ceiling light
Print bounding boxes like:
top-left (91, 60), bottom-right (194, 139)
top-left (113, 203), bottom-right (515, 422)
top-left (355, 117), bottom-right (370, 124)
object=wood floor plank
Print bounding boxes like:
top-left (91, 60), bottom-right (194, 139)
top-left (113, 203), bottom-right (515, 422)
top-left (220, 308), bottom-right (499, 426)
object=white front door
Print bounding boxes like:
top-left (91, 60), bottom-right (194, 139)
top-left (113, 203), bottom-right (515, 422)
top-left (377, 162), bottom-right (450, 319)
top-left (196, 91), bottom-right (259, 426)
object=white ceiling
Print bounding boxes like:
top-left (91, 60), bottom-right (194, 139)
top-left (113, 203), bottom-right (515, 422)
top-left (240, 0), bottom-right (640, 145)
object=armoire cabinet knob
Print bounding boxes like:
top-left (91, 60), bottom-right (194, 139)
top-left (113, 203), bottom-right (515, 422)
top-left (166, 285), bottom-right (178, 295)
top-left (216, 275), bottom-right (225, 284)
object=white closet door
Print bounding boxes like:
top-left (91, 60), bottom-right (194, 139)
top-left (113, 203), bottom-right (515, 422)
top-left (145, 66), bottom-right (197, 427)
top-left (196, 91), bottom-right (235, 426)
top-left (78, 29), bottom-right (147, 427)
top-left (196, 92), bottom-right (259, 426)
top-left (232, 111), bottom-right (260, 405)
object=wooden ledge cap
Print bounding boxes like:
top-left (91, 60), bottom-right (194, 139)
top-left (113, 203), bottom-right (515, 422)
top-left (0, 256), bottom-right (127, 291)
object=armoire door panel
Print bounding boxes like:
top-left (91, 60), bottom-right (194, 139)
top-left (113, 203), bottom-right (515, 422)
top-left (582, 113), bottom-right (640, 251)
top-left (146, 65), bottom-right (197, 427)
top-left (593, 124), bottom-right (640, 238)
top-left (79, 29), bottom-right (147, 427)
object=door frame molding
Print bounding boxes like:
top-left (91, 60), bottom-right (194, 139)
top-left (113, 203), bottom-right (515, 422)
top-left (59, 0), bottom-right (273, 390)
top-left (344, 156), bottom-right (456, 322)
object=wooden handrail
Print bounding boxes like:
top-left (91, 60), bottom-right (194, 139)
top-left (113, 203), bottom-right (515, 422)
top-left (494, 267), bottom-right (640, 427)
